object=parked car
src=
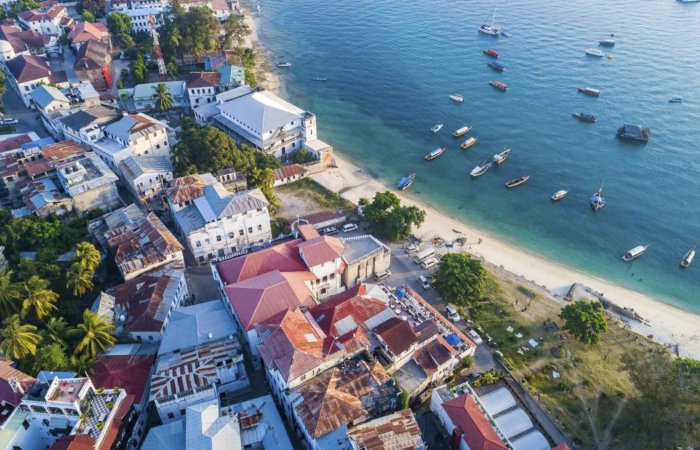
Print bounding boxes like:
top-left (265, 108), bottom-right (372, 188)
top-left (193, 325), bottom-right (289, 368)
top-left (418, 275), bottom-right (430, 290)
top-left (341, 223), bottom-right (358, 233)
top-left (445, 304), bottom-right (460, 321)
top-left (0, 118), bottom-right (18, 125)
top-left (421, 257), bottom-right (438, 270)
top-left (374, 270), bottom-right (391, 282)
top-left (322, 226), bottom-right (339, 235)
top-left (467, 329), bottom-right (484, 345)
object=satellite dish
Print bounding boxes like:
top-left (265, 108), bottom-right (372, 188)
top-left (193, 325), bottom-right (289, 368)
top-left (119, 314), bottom-right (126, 322)
top-left (208, 332), bottom-right (213, 339)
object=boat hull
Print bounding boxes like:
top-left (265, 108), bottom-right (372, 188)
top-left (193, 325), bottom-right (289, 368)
top-left (551, 190), bottom-right (568, 201)
top-left (505, 177), bottom-right (529, 188)
top-left (578, 88), bottom-right (601, 97)
top-left (425, 148), bottom-right (445, 161)
top-left (453, 127), bottom-right (472, 138)
top-left (461, 138), bottom-right (478, 150)
top-left (493, 150), bottom-right (510, 165)
top-left (573, 113), bottom-right (597, 123)
top-left (681, 250), bottom-right (696, 268)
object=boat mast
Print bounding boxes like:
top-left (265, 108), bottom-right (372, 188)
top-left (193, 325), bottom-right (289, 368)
top-left (491, 7), bottom-right (497, 27)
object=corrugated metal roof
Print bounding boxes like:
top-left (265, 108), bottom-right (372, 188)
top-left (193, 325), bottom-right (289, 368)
top-left (347, 409), bottom-right (424, 450)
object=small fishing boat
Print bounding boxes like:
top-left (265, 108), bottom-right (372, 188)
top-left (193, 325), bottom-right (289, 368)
top-left (578, 87), bottom-right (601, 97)
top-left (313, 76), bottom-right (328, 81)
top-left (505, 176), bottom-right (529, 188)
top-left (669, 97), bottom-right (683, 103)
top-left (622, 245), bottom-right (648, 262)
top-left (489, 80), bottom-right (508, 91)
top-left (573, 112), bottom-right (597, 123)
top-left (599, 39), bottom-right (615, 47)
top-left (493, 148), bottom-right (510, 165)
top-left (617, 124), bottom-right (650, 141)
top-left (397, 173), bottom-right (415, 190)
top-left (681, 247), bottom-right (696, 268)
top-left (607, 54), bottom-right (614, 59)
top-left (449, 94), bottom-right (464, 103)
top-left (488, 61), bottom-right (505, 71)
top-left (453, 126), bottom-right (472, 138)
top-left (460, 136), bottom-right (478, 150)
top-left (590, 186), bottom-right (606, 211)
top-left (277, 62), bottom-right (292, 68)
top-left (425, 147), bottom-right (446, 161)
top-left (551, 190), bottom-right (569, 201)
top-left (483, 49), bottom-right (499, 58)
top-left (430, 123), bottom-right (443, 134)
top-left (479, 8), bottom-right (502, 36)
top-left (586, 48), bottom-right (605, 57)
top-left (470, 162), bottom-right (492, 177)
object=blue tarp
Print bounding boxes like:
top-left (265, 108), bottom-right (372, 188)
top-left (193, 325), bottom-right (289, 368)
top-left (445, 333), bottom-right (461, 347)
top-left (395, 288), bottom-right (408, 299)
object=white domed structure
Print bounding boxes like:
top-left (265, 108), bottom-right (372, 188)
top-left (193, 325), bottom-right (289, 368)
top-left (0, 40), bottom-right (14, 62)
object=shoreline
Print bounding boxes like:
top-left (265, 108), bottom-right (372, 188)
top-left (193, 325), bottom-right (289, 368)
top-left (240, 1), bottom-right (282, 95)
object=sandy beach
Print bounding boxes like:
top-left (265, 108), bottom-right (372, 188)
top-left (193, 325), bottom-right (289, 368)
top-left (312, 152), bottom-right (700, 359)
top-left (240, 2), bottom-right (281, 95)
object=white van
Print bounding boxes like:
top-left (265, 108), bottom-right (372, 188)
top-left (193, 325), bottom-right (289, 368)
top-left (414, 247), bottom-right (436, 263)
top-left (421, 257), bottom-right (438, 270)
top-left (342, 223), bottom-right (358, 233)
top-left (468, 329), bottom-right (484, 345)
top-left (445, 305), bottom-right (460, 321)
top-left (374, 269), bottom-right (391, 282)
top-left (418, 275), bottom-right (430, 290)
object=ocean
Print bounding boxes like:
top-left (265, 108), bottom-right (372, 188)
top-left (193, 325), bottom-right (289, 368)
top-left (255, 0), bottom-right (700, 313)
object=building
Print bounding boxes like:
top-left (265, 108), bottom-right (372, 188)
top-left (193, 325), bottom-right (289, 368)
top-left (88, 203), bottom-right (184, 280)
top-left (17, 5), bottom-right (69, 36)
top-left (186, 71), bottom-right (220, 108)
top-left (214, 167), bottom-right (247, 192)
top-left (0, 22), bottom-right (54, 61)
top-left (393, 336), bottom-right (458, 397)
top-left (372, 317), bottom-right (438, 370)
top-left (272, 163), bottom-right (306, 186)
top-left (57, 105), bottom-right (121, 143)
top-left (133, 81), bottom-right (189, 111)
top-left (53, 152), bottom-right (121, 213)
top-left (165, 173), bottom-right (272, 263)
top-left (67, 21), bottom-right (110, 50)
top-left (297, 210), bottom-right (347, 230)
top-left (74, 40), bottom-right (112, 90)
top-left (31, 84), bottom-right (71, 113)
top-left (340, 234), bottom-right (391, 287)
top-left (119, 155), bottom-right (173, 204)
top-left (129, 0), bottom-right (169, 11)
top-left (122, 9), bottom-right (163, 33)
top-left (33, 82), bottom-right (103, 139)
top-left (346, 409), bottom-right (425, 450)
top-left (180, 0), bottom-right (231, 20)
top-left (3, 55), bottom-right (68, 107)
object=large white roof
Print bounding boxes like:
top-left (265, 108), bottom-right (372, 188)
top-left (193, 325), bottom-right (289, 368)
top-left (493, 408), bottom-right (534, 439)
top-left (479, 387), bottom-right (517, 416)
top-left (220, 90), bottom-right (305, 135)
top-left (510, 430), bottom-right (550, 450)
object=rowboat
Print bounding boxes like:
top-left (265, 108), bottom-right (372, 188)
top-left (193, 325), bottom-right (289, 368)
top-left (681, 248), bottom-right (696, 268)
top-left (431, 124), bottom-right (444, 134)
top-left (277, 62), bottom-right (292, 68)
top-left (578, 87), bottom-right (601, 97)
top-left (590, 186), bottom-right (606, 211)
top-left (483, 49), bottom-right (499, 58)
top-left (505, 176), bottom-right (529, 188)
top-left (492, 148), bottom-right (510, 165)
top-left (398, 173), bottom-right (415, 190)
top-left (573, 112), bottom-right (597, 123)
top-left (669, 97), bottom-right (683, 103)
top-left (460, 136), bottom-right (478, 150)
top-left (622, 245), bottom-right (648, 262)
top-left (453, 126), bottom-right (472, 138)
top-left (490, 81), bottom-right (508, 91)
top-left (551, 190), bottom-right (568, 201)
top-left (449, 94), bottom-right (464, 103)
top-left (425, 147), bottom-right (446, 161)
top-left (488, 61), bottom-right (505, 72)
top-left (470, 162), bottom-right (492, 177)
top-left (586, 48), bottom-right (605, 57)
top-left (599, 39), bottom-right (615, 47)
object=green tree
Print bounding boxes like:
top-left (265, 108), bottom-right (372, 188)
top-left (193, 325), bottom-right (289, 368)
top-left (398, 390), bottom-right (409, 409)
top-left (80, 0), bottom-right (106, 17)
top-left (0, 315), bottom-right (41, 360)
top-left (73, 310), bottom-right (116, 358)
top-left (74, 242), bottom-right (101, 273)
top-left (166, 59), bottom-right (179, 77)
top-left (107, 12), bottom-right (132, 36)
top-left (70, 354), bottom-right (97, 376)
top-left (66, 265), bottom-right (94, 297)
top-left (153, 82), bottom-right (174, 112)
top-left (0, 69), bottom-right (6, 98)
top-left (82, 11), bottom-right (96, 22)
top-left (432, 253), bottom-right (487, 307)
top-left (172, 124), bottom-right (254, 175)
top-left (292, 149), bottom-right (316, 164)
top-left (43, 317), bottom-right (74, 349)
top-left (559, 300), bottom-right (608, 345)
top-left (161, 6), bottom-right (219, 61)
top-left (131, 54), bottom-right (147, 84)
top-left (362, 191), bottom-right (426, 242)
top-left (0, 271), bottom-right (20, 317)
top-left (19, 276), bottom-right (58, 322)
top-left (461, 355), bottom-right (474, 369)
top-left (249, 167), bottom-right (280, 212)
top-left (219, 14), bottom-right (250, 51)
top-left (10, 0), bottom-right (40, 14)
top-left (29, 343), bottom-right (70, 374)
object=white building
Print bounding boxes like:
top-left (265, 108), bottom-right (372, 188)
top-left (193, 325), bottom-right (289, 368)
top-left (166, 173), bottom-right (272, 263)
top-left (3, 55), bottom-right (68, 107)
top-left (180, 0), bottom-right (231, 20)
top-left (129, 0), bottom-right (169, 11)
top-left (119, 155), bottom-right (173, 204)
top-left (17, 5), bottom-right (69, 36)
top-left (122, 8), bottom-right (163, 33)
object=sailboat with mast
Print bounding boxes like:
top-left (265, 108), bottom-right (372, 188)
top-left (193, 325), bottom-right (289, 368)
top-left (479, 8), bottom-right (502, 36)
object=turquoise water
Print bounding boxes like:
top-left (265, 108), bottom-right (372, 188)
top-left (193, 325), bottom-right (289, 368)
top-left (256, 0), bottom-right (700, 313)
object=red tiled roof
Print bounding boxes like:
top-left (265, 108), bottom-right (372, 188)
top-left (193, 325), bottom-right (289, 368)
top-left (216, 239), bottom-right (308, 284)
top-left (0, 360), bottom-right (35, 406)
top-left (109, 271), bottom-right (174, 333)
top-left (50, 435), bottom-right (96, 450)
top-left (68, 21), bottom-right (108, 43)
top-left (413, 335), bottom-right (456, 376)
top-left (298, 210), bottom-right (346, 227)
top-left (18, 5), bottom-right (65, 22)
top-left (91, 355), bottom-right (155, 405)
top-left (310, 284), bottom-right (388, 338)
top-left (443, 393), bottom-right (507, 450)
top-left (186, 71), bottom-right (220, 88)
top-left (5, 55), bottom-right (51, 83)
top-left (0, 134), bottom-right (33, 153)
top-left (96, 394), bottom-right (134, 450)
top-left (297, 223), bottom-right (319, 240)
top-left (297, 236), bottom-right (345, 267)
top-left (273, 163), bottom-right (306, 181)
top-left (373, 317), bottom-right (418, 357)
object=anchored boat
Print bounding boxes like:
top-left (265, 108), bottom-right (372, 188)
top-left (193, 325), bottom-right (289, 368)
top-left (453, 126), bottom-right (472, 138)
top-left (483, 49), bottom-right (499, 58)
top-left (461, 136), bottom-right (478, 150)
top-left (488, 61), bottom-right (505, 71)
top-left (493, 148), bottom-right (510, 165)
top-left (277, 62), bottom-right (292, 68)
top-left (479, 8), bottom-right (502, 36)
top-left (578, 87), bottom-right (601, 97)
top-left (449, 94), bottom-right (464, 103)
top-left (617, 124), bottom-right (650, 141)
top-left (586, 48), bottom-right (605, 57)
top-left (573, 112), bottom-right (597, 123)
top-left (505, 176), bottom-right (529, 188)
top-left (681, 248), bottom-right (696, 268)
top-left (431, 123), bottom-right (444, 134)
top-left (425, 147), bottom-right (446, 161)
top-left (669, 97), bottom-right (683, 103)
top-left (489, 81), bottom-right (508, 91)
top-left (551, 190), bottom-right (569, 201)
top-left (599, 39), bottom-right (615, 47)
top-left (622, 245), bottom-right (648, 262)
top-left (470, 162), bottom-right (492, 177)
top-left (590, 186), bottom-right (606, 211)
top-left (397, 173), bottom-right (415, 190)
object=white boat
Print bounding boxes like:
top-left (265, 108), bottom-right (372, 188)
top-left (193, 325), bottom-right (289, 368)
top-left (492, 148), bottom-right (510, 165)
top-left (449, 94), bottom-right (464, 103)
top-left (277, 62), bottom-right (292, 68)
top-left (586, 49), bottom-right (605, 57)
top-left (479, 8), bottom-right (502, 36)
top-left (681, 247), bottom-right (696, 268)
top-left (453, 126), bottom-right (472, 137)
top-left (431, 124), bottom-right (444, 134)
top-left (425, 147), bottom-right (446, 161)
top-left (622, 245), bottom-right (648, 262)
top-left (470, 162), bottom-right (492, 177)
top-left (551, 190), bottom-right (568, 201)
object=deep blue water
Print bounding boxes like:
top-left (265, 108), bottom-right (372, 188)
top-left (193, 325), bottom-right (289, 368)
top-left (256, 0), bottom-right (700, 313)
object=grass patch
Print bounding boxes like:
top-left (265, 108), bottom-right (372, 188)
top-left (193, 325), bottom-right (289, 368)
top-left (277, 178), bottom-right (355, 211)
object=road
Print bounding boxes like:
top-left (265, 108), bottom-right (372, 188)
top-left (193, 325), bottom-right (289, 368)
top-left (1, 89), bottom-right (49, 138)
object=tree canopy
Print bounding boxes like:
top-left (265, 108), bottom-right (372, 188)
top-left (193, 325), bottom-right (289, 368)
top-left (80, 0), bottom-right (105, 18)
top-left (153, 83), bottom-right (174, 111)
top-left (431, 253), bottom-right (488, 307)
top-left (131, 54), bottom-right (147, 84)
top-left (361, 191), bottom-right (426, 241)
top-left (107, 12), bottom-right (133, 48)
top-left (161, 6), bottom-right (220, 61)
top-left (559, 300), bottom-right (608, 344)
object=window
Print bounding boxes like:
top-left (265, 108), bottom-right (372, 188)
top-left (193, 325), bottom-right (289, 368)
top-left (198, 256), bottom-right (204, 262)
top-left (330, 273), bottom-right (335, 279)
top-left (156, 144), bottom-right (160, 149)
top-left (216, 235), bottom-right (222, 242)
top-left (228, 232), bottom-right (235, 238)
top-left (322, 275), bottom-right (328, 282)
top-left (247, 227), bottom-right (252, 233)
top-left (320, 288), bottom-right (327, 295)
top-left (257, 224), bottom-right (262, 231)
top-left (239, 230), bottom-right (244, 236)
top-left (148, 335), bottom-right (153, 341)
top-left (167, 412), bottom-right (175, 419)
top-left (180, 409), bottom-right (186, 416)
top-left (196, 241), bottom-right (201, 247)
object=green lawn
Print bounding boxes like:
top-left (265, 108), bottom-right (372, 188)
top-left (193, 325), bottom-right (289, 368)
top-left (276, 178), bottom-right (355, 211)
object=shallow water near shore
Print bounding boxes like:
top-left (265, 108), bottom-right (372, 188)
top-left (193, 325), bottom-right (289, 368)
top-left (255, 0), bottom-right (700, 312)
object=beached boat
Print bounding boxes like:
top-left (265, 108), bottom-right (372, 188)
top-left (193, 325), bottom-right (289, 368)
top-left (586, 48), bottom-right (605, 57)
top-left (489, 81), bottom-right (508, 91)
top-left (397, 173), bottom-right (415, 190)
top-left (622, 245), bottom-right (648, 262)
top-left (483, 49), bottom-right (499, 58)
top-left (453, 126), bottom-right (472, 138)
top-left (599, 39), bottom-right (616, 47)
top-left (505, 176), bottom-right (529, 188)
top-left (573, 112), bottom-right (597, 123)
top-left (487, 61), bottom-right (505, 71)
top-left (551, 190), bottom-right (569, 201)
top-left (461, 136), bottom-right (478, 150)
top-left (669, 97), bottom-right (683, 103)
top-left (617, 124), bottom-right (650, 141)
top-left (425, 147), bottom-right (446, 161)
top-left (431, 124), bottom-right (444, 134)
top-left (590, 186), bottom-right (606, 211)
top-left (493, 148), bottom-right (510, 165)
top-left (313, 76), bottom-right (328, 81)
top-left (277, 62), bottom-right (292, 68)
top-left (479, 8), bottom-right (502, 36)
top-left (681, 247), bottom-right (696, 268)
top-left (449, 94), bottom-right (464, 103)
top-left (578, 87), bottom-right (601, 97)
top-left (470, 162), bottom-right (492, 177)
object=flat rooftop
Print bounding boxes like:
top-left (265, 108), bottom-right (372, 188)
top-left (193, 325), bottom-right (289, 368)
top-left (46, 379), bottom-right (88, 403)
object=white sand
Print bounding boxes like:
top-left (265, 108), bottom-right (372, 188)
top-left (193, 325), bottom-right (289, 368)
top-left (312, 152), bottom-right (700, 359)
top-left (240, 2), bottom-right (281, 95)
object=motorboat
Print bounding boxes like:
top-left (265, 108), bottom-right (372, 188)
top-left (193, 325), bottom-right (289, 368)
top-left (669, 97), bottom-right (683, 103)
top-left (586, 48), bottom-right (605, 57)
top-left (681, 248), bottom-right (696, 268)
top-left (470, 162), bottom-right (492, 177)
top-left (397, 173), bottom-right (415, 190)
top-left (573, 112), bottom-right (597, 123)
top-left (489, 80), bottom-right (508, 91)
top-left (492, 148), bottom-right (510, 165)
top-left (479, 8), bottom-right (502, 36)
top-left (551, 190), bottom-right (569, 201)
top-left (483, 49), bottom-right (499, 58)
top-left (313, 76), bottom-right (328, 81)
top-left (431, 123), bottom-right (444, 134)
top-left (488, 61), bottom-right (505, 71)
top-left (453, 126), bottom-right (472, 137)
top-left (622, 245), bottom-right (648, 262)
top-left (599, 39), bottom-right (615, 47)
top-left (617, 124), bottom-right (650, 141)
top-left (505, 176), bottom-right (529, 188)
top-left (277, 62), bottom-right (292, 68)
top-left (578, 87), bottom-right (601, 97)
top-left (425, 147), bottom-right (446, 161)
top-left (460, 136), bottom-right (478, 150)
top-left (450, 94), bottom-right (465, 103)
top-left (590, 186), bottom-right (606, 211)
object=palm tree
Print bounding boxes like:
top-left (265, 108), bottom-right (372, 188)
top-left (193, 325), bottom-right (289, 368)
top-left (43, 317), bottom-right (74, 349)
top-left (74, 242), bottom-right (101, 273)
top-left (66, 265), bottom-right (94, 297)
top-left (0, 271), bottom-right (20, 317)
top-left (70, 354), bottom-right (97, 376)
top-left (0, 315), bottom-right (41, 360)
top-left (73, 310), bottom-right (116, 358)
top-left (153, 83), bottom-right (174, 112)
top-left (19, 276), bottom-right (58, 322)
